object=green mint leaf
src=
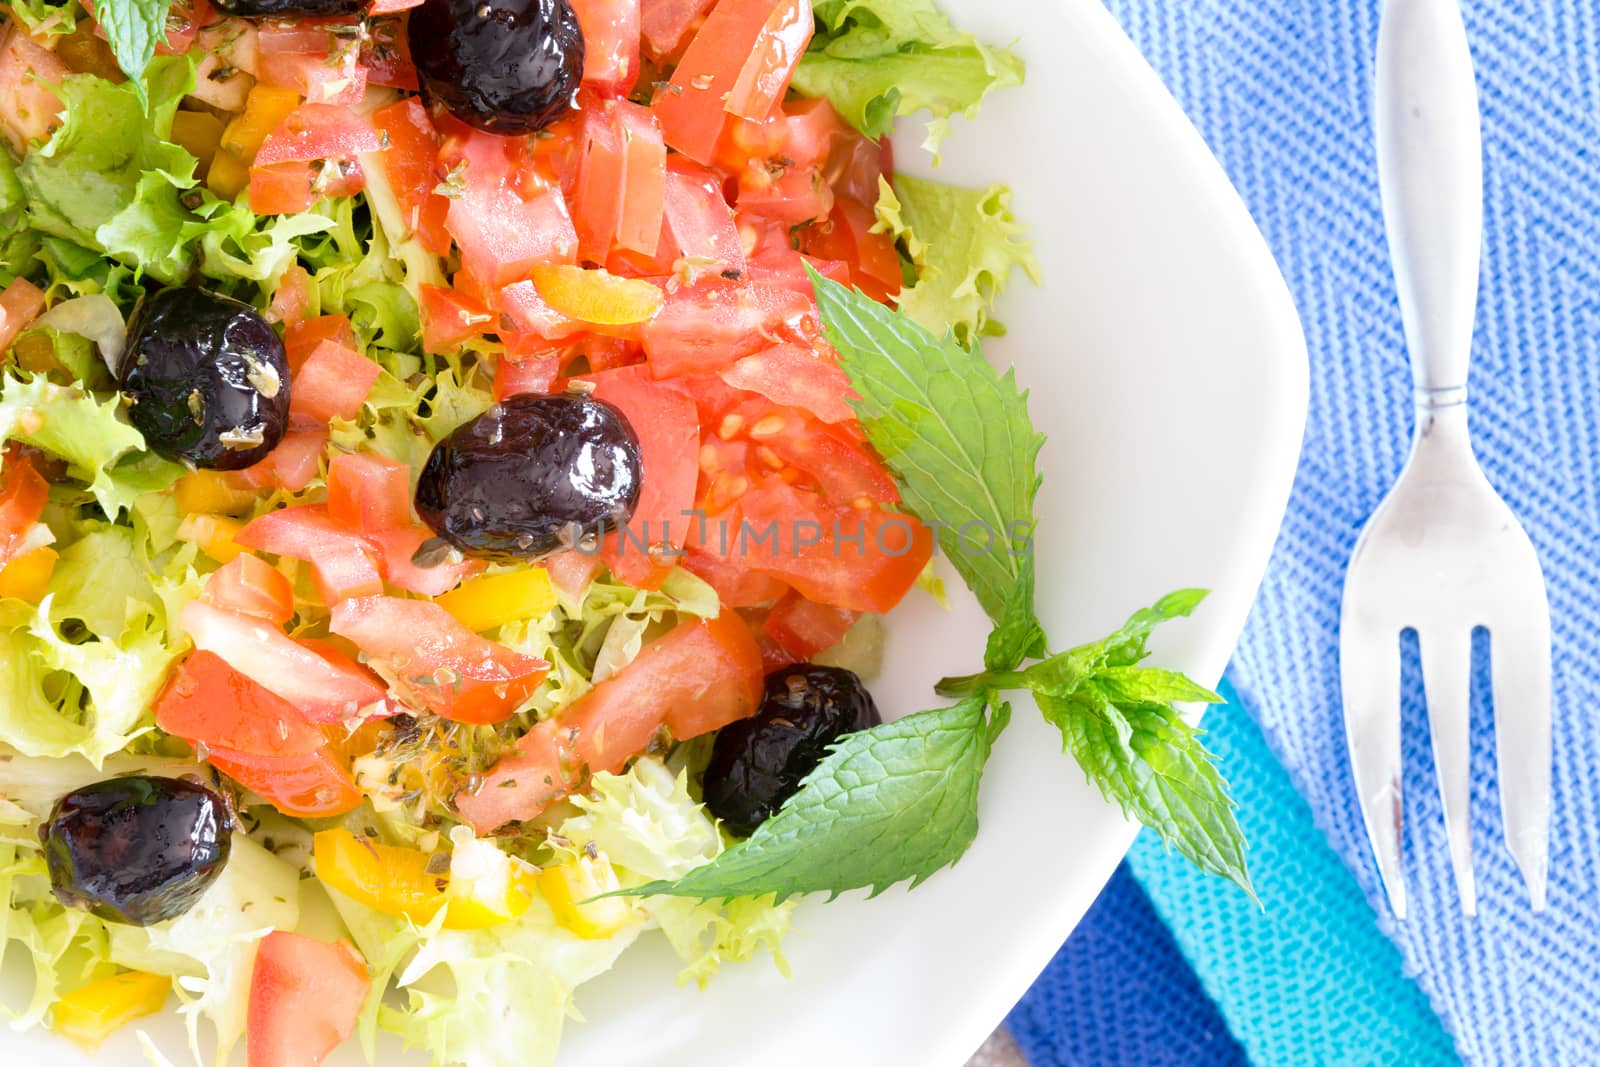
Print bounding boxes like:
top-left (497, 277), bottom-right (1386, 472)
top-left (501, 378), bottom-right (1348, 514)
top-left (90, 0), bottom-right (177, 99)
top-left (1021, 591), bottom-right (1252, 897)
top-left (620, 696), bottom-right (1008, 902)
top-left (810, 267), bottom-right (1045, 671)
top-left (1037, 687), bottom-right (1250, 897)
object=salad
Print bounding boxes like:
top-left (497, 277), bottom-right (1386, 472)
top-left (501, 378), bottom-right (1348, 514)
top-left (0, 0), bottom-right (1251, 1064)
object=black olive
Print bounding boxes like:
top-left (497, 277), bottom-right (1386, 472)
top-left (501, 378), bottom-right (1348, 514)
top-left (119, 288), bottom-right (290, 471)
top-left (209, 0), bottom-right (364, 16)
top-left (40, 776), bottom-right (232, 927)
top-left (702, 665), bottom-right (882, 835)
top-left (414, 393), bottom-right (642, 561)
top-left (409, 0), bottom-right (585, 135)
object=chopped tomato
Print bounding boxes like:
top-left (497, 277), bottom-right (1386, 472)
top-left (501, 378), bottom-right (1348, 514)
top-left (369, 0), bottom-right (423, 11)
top-left (0, 26), bottom-right (68, 155)
top-left (361, 15), bottom-right (418, 89)
top-left (751, 407), bottom-right (899, 504)
top-left (0, 277), bottom-right (45, 354)
top-left (652, 0), bottom-right (804, 163)
top-left (545, 548), bottom-right (603, 601)
top-left (496, 279), bottom-right (581, 340)
top-left (329, 595), bottom-right (550, 724)
top-left (457, 613), bottom-right (763, 830)
top-left (583, 365), bottom-right (699, 550)
top-left (202, 554), bottom-right (294, 624)
top-left (419, 284), bottom-right (494, 352)
top-left (640, 0), bottom-right (715, 58)
top-left (250, 159), bottom-right (366, 215)
top-left (662, 162), bottom-right (745, 269)
top-left (835, 195), bottom-right (902, 301)
top-left (247, 932), bottom-right (369, 1067)
top-left (442, 127), bottom-right (578, 286)
top-left (156, 650), bottom-right (325, 758)
top-left (327, 452), bottom-right (412, 533)
top-left (370, 99), bottom-right (451, 256)
top-left (680, 545), bottom-right (788, 607)
top-left (266, 265), bottom-right (313, 326)
top-left (494, 352), bottom-right (562, 399)
top-left (207, 747), bottom-right (364, 818)
top-left (738, 162), bottom-right (832, 226)
top-left (641, 277), bottom-right (813, 377)
top-left (235, 505), bottom-right (384, 604)
top-left (720, 480), bottom-right (932, 613)
top-left (257, 18), bottom-right (366, 103)
top-left (0, 452), bottom-right (47, 568)
top-left (724, 0), bottom-right (812, 121)
top-left (719, 343), bottom-right (856, 424)
top-left (366, 525), bottom-right (483, 597)
top-left (289, 341), bottom-right (381, 424)
top-left (570, 0), bottom-right (641, 95)
top-left (239, 429), bottom-right (328, 492)
top-left (181, 600), bottom-right (394, 723)
top-left (763, 589), bottom-right (856, 659)
top-left (255, 104), bottom-right (382, 165)
top-left (283, 314), bottom-right (359, 372)
top-left (574, 101), bottom-right (666, 261)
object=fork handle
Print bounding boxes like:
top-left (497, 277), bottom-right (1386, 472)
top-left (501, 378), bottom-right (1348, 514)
top-left (1376, 0), bottom-right (1484, 405)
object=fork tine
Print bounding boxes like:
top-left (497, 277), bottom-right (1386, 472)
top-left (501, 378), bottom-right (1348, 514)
top-left (1419, 630), bottom-right (1476, 915)
top-left (1491, 614), bottom-right (1553, 911)
top-left (1341, 619), bottom-right (1407, 917)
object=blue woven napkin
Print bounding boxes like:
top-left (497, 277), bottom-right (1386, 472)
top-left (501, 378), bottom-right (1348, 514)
top-left (1081, 1), bottom-right (1600, 1062)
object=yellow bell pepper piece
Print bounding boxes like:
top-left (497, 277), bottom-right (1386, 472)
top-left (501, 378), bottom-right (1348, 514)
top-left (0, 545), bottom-right (57, 603)
top-left (433, 568), bottom-right (557, 633)
top-left (443, 830), bottom-right (541, 929)
top-left (312, 828), bottom-right (537, 930)
top-left (172, 469), bottom-right (259, 516)
top-left (171, 110), bottom-right (227, 176)
top-left (52, 971), bottom-right (171, 1051)
top-left (208, 86), bottom-right (302, 201)
top-left (177, 513), bottom-right (246, 564)
top-left (531, 265), bottom-right (665, 326)
top-left (538, 853), bottom-right (636, 940)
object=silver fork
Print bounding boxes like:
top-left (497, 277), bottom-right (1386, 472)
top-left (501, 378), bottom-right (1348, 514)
top-left (1339, 0), bottom-right (1551, 918)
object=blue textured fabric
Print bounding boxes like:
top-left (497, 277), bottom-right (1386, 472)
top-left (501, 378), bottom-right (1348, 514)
top-left (1007, 862), bottom-right (1248, 1067)
top-left (1124, 681), bottom-right (1457, 1066)
top-left (1086, 2), bottom-right (1600, 1064)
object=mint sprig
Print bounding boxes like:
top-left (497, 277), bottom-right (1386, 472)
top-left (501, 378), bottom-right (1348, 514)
top-left (621, 279), bottom-right (1250, 904)
top-left (942, 590), bottom-right (1251, 895)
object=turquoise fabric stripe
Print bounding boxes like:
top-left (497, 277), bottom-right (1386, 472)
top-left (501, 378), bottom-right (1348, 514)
top-left (1125, 679), bottom-right (1459, 1067)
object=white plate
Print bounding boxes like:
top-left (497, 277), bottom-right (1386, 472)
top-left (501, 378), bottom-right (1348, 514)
top-left (10, 0), bottom-right (1307, 1064)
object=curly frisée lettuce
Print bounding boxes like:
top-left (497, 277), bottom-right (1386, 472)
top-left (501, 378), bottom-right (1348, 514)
top-left (873, 175), bottom-right (1040, 346)
top-left (560, 759), bottom-right (793, 987)
top-left (792, 0), bottom-right (1024, 154)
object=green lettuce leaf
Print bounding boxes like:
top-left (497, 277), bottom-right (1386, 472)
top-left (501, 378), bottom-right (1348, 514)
top-left (340, 888), bottom-right (640, 1067)
top-left (0, 838), bottom-right (115, 1029)
top-left (874, 174), bottom-right (1040, 345)
top-left (0, 373), bottom-right (165, 517)
top-left (561, 759), bottom-right (793, 986)
top-left (793, 0), bottom-right (1023, 155)
top-left (187, 197), bottom-right (335, 288)
top-left (17, 60), bottom-right (199, 284)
